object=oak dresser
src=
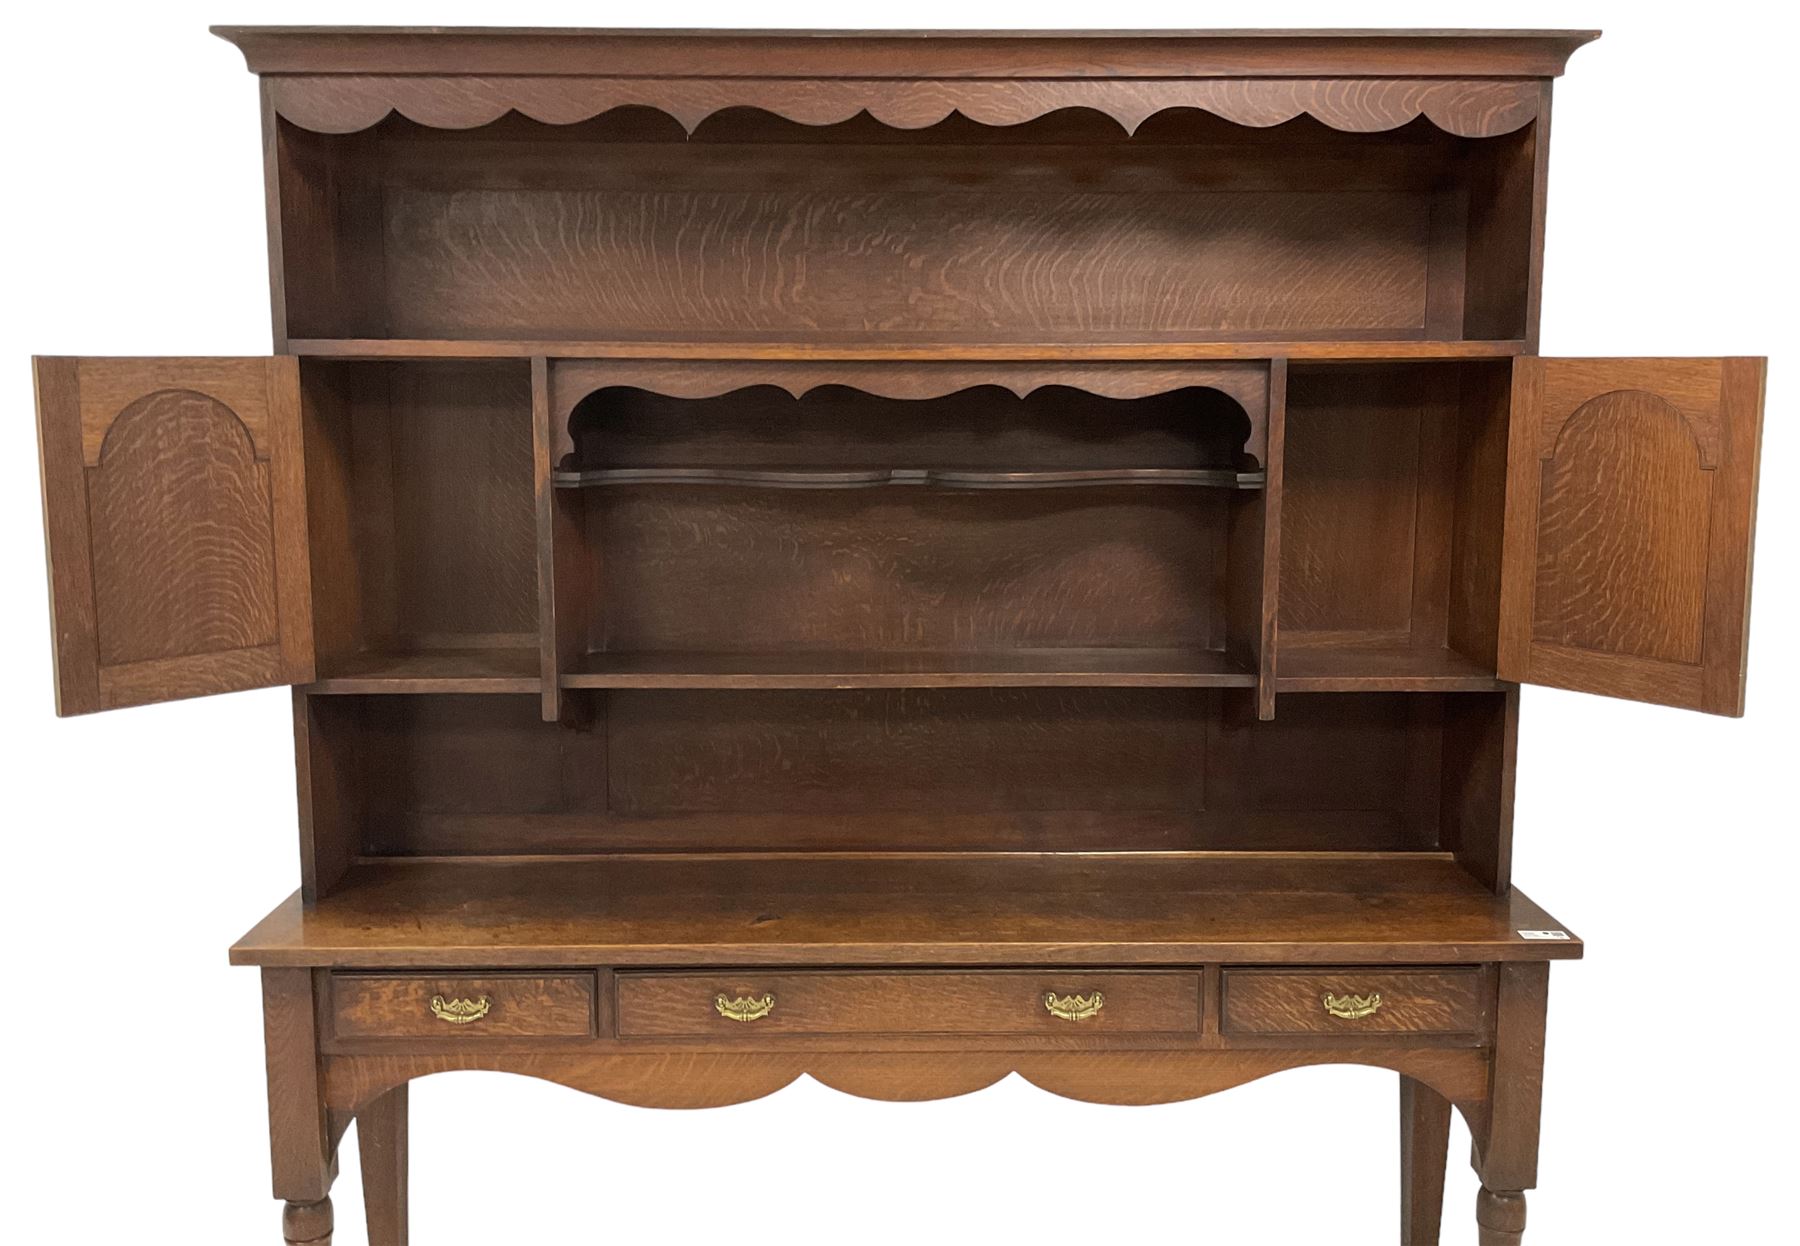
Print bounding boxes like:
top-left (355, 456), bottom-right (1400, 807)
top-left (30, 27), bottom-right (1766, 1245)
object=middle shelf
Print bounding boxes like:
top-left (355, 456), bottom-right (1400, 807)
top-left (296, 355), bottom-right (1514, 709)
top-left (553, 466), bottom-right (1265, 490)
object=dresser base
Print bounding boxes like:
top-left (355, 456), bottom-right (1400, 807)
top-left (259, 960), bottom-right (1553, 1244)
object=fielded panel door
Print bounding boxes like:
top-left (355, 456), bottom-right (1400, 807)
top-left (1498, 356), bottom-right (1766, 715)
top-left (33, 357), bottom-right (314, 714)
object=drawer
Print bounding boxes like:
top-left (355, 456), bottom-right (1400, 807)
top-left (616, 971), bottom-right (1201, 1038)
top-left (329, 972), bottom-right (596, 1040)
top-left (1220, 968), bottom-right (1487, 1039)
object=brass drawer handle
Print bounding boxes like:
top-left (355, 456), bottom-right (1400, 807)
top-left (1044, 990), bottom-right (1105, 1021)
top-left (715, 992), bottom-right (776, 1023)
top-left (429, 995), bottom-right (491, 1025)
top-left (1323, 992), bottom-right (1383, 1021)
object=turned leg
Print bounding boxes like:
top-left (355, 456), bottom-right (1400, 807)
top-left (1476, 1188), bottom-right (1527, 1245)
top-left (1470, 963), bottom-right (1550, 1245)
top-left (264, 970), bottom-right (337, 1243)
top-left (1400, 1076), bottom-right (1452, 1245)
top-left (359, 1085), bottom-right (411, 1246)
top-left (284, 1197), bottom-right (334, 1245)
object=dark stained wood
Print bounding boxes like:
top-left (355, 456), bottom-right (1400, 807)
top-left (250, 69), bottom-right (1557, 142)
top-left (213, 28), bottom-right (1600, 81)
top-left (330, 973), bottom-right (596, 1040)
top-left (1463, 116), bottom-right (1541, 343)
top-left (320, 1047), bottom-right (1492, 1118)
top-left (617, 970), bottom-right (1202, 1038)
top-left (229, 854), bottom-right (1582, 969)
top-left (294, 693), bottom-right (360, 903)
top-left (33, 357), bottom-right (314, 713)
top-left (1402, 1076), bottom-right (1453, 1246)
top-left (283, 1198), bottom-right (334, 1246)
top-left (262, 969), bottom-right (335, 1212)
top-left (565, 648), bottom-right (1253, 689)
top-left (1476, 963), bottom-right (1550, 1191)
top-left (294, 337), bottom-right (1531, 362)
top-left (303, 648), bottom-right (540, 695)
top-left (1247, 359), bottom-right (1287, 719)
top-left (356, 1086), bottom-right (407, 1246)
top-left (1499, 358), bottom-right (1767, 714)
top-left (1439, 687), bottom-right (1519, 893)
top-left (295, 688), bottom-right (1516, 858)
top-left (1477, 1189), bottom-right (1529, 1246)
top-left (28, 28), bottom-right (1778, 1246)
top-left (298, 361), bottom-right (536, 683)
top-left (588, 488), bottom-right (1226, 655)
top-left (1275, 645), bottom-right (1500, 693)
top-left (554, 466), bottom-right (1262, 490)
top-left (1219, 967), bottom-right (1488, 1040)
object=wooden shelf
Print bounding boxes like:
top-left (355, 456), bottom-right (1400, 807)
top-left (553, 466), bottom-right (1263, 491)
top-left (230, 853), bottom-right (1581, 969)
top-left (305, 648), bottom-right (541, 695)
top-left (288, 338), bottom-right (1528, 363)
top-left (1275, 646), bottom-right (1503, 693)
top-left (561, 648), bottom-right (1255, 690)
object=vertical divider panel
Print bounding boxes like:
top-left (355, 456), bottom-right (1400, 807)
top-left (1439, 687), bottom-right (1518, 893)
top-left (534, 358), bottom-right (594, 722)
top-left (532, 357), bottom-right (563, 721)
top-left (1255, 360), bottom-right (1288, 720)
top-left (294, 691), bottom-right (363, 904)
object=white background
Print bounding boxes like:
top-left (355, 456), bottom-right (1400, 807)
top-left (1, 3), bottom-right (1792, 1242)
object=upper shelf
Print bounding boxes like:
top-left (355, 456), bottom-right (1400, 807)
top-left (216, 27), bottom-right (1597, 138)
top-left (289, 338), bottom-right (1529, 363)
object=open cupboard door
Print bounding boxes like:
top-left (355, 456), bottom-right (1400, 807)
top-left (33, 357), bottom-right (313, 714)
top-left (1499, 357), bottom-right (1766, 715)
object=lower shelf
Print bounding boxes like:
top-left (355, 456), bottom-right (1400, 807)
top-left (231, 853), bottom-right (1579, 969)
top-left (306, 648), bottom-right (542, 695)
top-left (562, 648), bottom-right (1255, 690)
top-left (1275, 645), bottom-right (1503, 693)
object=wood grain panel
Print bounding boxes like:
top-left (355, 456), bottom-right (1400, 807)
top-left (320, 1047), bottom-right (1494, 1121)
top-left (218, 27), bottom-right (1598, 82)
top-left (1531, 391), bottom-right (1711, 664)
top-left (1499, 357), bottom-right (1766, 714)
top-left (382, 186), bottom-right (1429, 341)
top-left (607, 688), bottom-right (1208, 815)
top-left (330, 973), bottom-right (595, 1040)
top-left (590, 488), bottom-right (1221, 654)
top-left (258, 72), bottom-right (1549, 140)
top-left (230, 855), bottom-right (1584, 969)
top-left (261, 969), bottom-right (332, 1202)
top-left (359, 695), bottom-right (606, 820)
top-left (88, 388), bottom-right (279, 665)
top-left (302, 361), bottom-right (536, 682)
top-left (1221, 968), bottom-right (1487, 1038)
top-left (564, 384), bottom-right (1258, 474)
top-left (1279, 367), bottom-right (1425, 634)
top-left (384, 364), bottom-right (536, 639)
top-left (617, 971), bottom-right (1201, 1038)
top-left (317, 689), bottom-right (1477, 857)
top-left (33, 357), bottom-right (314, 713)
top-left (1241, 692), bottom-right (1439, 823)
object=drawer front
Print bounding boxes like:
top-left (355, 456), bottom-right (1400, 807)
top-left (617, 971), bottom-right (1201, 1038)
top-left (330, 973), bottom-right (596, 1040)
top-left (1221, 968), bottom-right (1486, 1038)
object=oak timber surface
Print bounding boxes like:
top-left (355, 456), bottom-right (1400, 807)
top-left (564, 647), bottom-right (1255, 689)
top-left (231, 854), bottom-right (1580, 968)
top-left (289, 338), bottom-right (1531, 362)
